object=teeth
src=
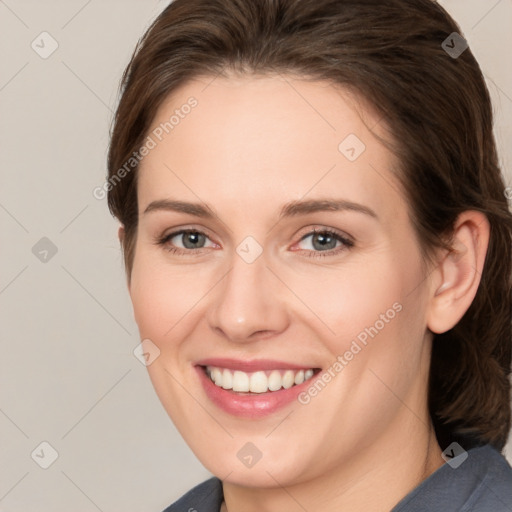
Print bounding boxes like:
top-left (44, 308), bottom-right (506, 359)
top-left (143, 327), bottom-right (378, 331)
top-left (282, 370), bottom-right (295, 389)
top-left (221, 368), bottom-right (233, 390)
top-left (294, 369), bottom-right (305, 385)
top-left (249, 371), bottom-right (268, 393)
top-left (232, 370), bottom-right (249, 392)
top-left (205, 365), bottom-right (316, 393)
top-left (212, 367), bottom-right (223, 386)
top-left (268, 370), bottom-right (282, 391)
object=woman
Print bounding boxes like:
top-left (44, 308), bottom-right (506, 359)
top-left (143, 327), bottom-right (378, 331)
top-left (106, 0), bottom-right (512, 510)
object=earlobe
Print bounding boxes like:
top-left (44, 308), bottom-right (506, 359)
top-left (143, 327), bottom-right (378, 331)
top-left (118, 225), bottom-right (125, 246)
top-left (117, 225), bottom-right (131, 291)
top-left (426, 211), bottom-right (490, 334)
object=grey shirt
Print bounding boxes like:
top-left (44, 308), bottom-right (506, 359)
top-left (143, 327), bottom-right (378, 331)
top-left (163, 444), bottom-right (512, 511)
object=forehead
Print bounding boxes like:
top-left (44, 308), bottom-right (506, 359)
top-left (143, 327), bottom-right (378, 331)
top-left (137, 73), bottom-right (404, 222)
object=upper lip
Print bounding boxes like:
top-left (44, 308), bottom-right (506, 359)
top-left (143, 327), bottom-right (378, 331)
top-left (195, 358), bottom-right (319, 372)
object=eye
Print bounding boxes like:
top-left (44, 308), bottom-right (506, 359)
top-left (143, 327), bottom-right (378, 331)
top-left (155, 227), bottom-right (353, 258)
top-left (156, 229), bottom-right (217, 254)
top-left (294, 228), bottom-right (354, 258)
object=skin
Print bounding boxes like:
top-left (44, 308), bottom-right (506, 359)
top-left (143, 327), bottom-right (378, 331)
top-left (120, 73), bottom-right (490, 512)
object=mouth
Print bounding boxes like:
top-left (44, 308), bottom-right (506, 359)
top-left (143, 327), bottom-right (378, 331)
top-left (194, 359), bottom-right (323, 418)
top-left (202, 365), bottom-right (320, 394)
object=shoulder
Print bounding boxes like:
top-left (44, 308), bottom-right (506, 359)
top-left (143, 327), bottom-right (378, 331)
top-left (161, 447), bottom-right (512, 511)
top-left (465, 445), bottom-right (512, 510)
top-left (161, 477), bottom-right (223, 512)
top-left (392, 444), bottom-right (512, 512)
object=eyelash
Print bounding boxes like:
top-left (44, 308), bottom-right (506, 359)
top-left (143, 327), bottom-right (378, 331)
top-left (155, 227), bottom-right (354, 259)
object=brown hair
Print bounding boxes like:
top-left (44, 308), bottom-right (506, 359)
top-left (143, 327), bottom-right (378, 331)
top-left (107, 0), bottom-right (512, 451)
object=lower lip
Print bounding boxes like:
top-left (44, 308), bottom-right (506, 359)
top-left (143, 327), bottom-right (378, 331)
top-left (196, 366), bottom-right (318, 418)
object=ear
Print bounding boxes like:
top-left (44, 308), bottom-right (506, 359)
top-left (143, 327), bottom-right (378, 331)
top-left (426, 211), bottom-right (490, 334)
top-left (118, 225), bottom-right (125, 246)
top-left (117, 225), bottom-right (131, 291)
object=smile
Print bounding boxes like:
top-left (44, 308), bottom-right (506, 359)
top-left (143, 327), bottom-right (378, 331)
top-left (195, 360), bottom-right (322, 418)
top-left (205, 365), bottom-right (316, 393)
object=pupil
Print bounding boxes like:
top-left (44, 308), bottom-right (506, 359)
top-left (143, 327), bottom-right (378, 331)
top-left (313, 233), bottom-right (336, 251)
top-left (183, 232), bottom-right (204, 249)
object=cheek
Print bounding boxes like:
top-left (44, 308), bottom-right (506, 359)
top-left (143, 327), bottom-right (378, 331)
top-left (129, 252), bottom-right (197, 344)
top-left (319, 248), bottom-right (430, 405)
top-left (129, 247), bottom-right (227, 365)
top-left (129, 228), bottom-right (427, 360)
top-left (300, 245), bottom-right (429, 382)
top-left (281, 253), bottom-right (415, 346)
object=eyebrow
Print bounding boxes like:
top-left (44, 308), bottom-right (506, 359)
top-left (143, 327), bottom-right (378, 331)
top-left (143, 198), bottom-right (378, 220)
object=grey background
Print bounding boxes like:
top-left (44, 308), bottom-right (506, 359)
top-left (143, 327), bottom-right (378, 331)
top-left (1, 1), bottom-right (511, 511)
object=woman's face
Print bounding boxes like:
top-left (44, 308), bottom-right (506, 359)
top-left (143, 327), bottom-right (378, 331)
top-left (129, 74), bottom-right (436, 487)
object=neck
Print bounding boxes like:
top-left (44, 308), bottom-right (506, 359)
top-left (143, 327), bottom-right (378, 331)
top-left (221, 416), bottom-right (444, 512)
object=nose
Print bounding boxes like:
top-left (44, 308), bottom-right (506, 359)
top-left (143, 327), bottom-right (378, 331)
top-left (206, 250), bottom-right (290, 343)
